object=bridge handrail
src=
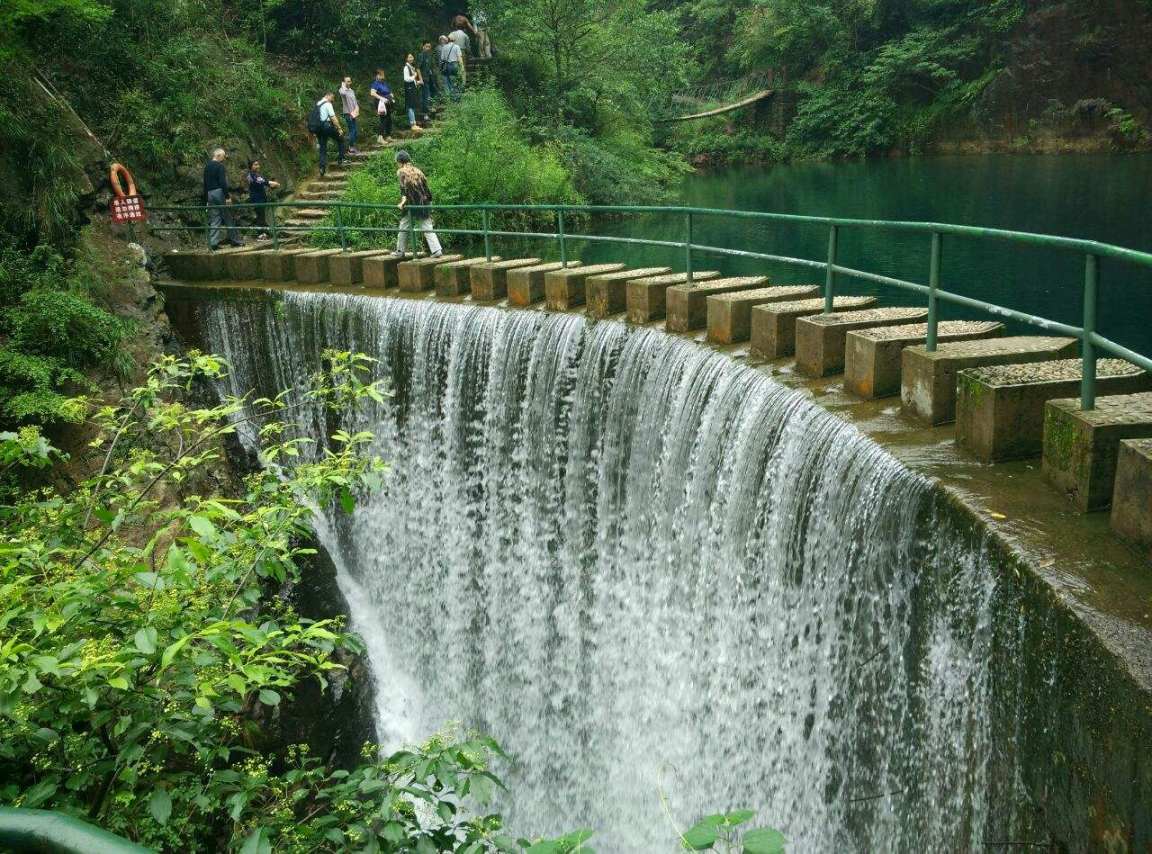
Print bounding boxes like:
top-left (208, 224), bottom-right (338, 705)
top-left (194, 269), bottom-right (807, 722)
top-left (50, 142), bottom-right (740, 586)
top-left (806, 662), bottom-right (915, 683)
top-left (148, 200), bottom-right (1152, 409)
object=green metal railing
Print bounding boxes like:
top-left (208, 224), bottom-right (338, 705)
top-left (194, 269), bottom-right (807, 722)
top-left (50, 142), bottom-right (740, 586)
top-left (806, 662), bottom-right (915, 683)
top-left (149, 200), bottom-right (1152, 411)
top-left (0, 808), bottom-right (151, 853)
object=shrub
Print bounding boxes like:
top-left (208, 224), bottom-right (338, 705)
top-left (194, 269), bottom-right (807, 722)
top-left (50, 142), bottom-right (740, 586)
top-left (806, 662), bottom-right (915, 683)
top-left (8, 288), bottom-right (130, 370)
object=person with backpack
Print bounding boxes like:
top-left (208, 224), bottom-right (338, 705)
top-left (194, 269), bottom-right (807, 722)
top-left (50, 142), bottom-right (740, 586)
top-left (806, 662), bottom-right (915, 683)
top-left (392, 150), bottom-right (441, 258)
top-left (244, 159), bottom-right (280, 240)
top-left (308, 92), bottom-right (345, 177)
top-left (438, 35), bottom-right (462, 101)
top-left (338, 77), bottom-right (361, 154)
top-left (370, 69), bottom-right (395, 145)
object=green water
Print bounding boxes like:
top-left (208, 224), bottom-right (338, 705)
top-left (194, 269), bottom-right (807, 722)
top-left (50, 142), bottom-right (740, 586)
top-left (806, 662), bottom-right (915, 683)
top-left (580, 153), bottom-right (1152, 357)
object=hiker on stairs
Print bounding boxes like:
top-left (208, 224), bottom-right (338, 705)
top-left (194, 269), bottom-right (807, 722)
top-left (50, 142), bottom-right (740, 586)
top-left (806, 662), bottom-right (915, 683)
top-left (418, 41), bottom-right (438, 121)
top-left (338, 77), bottom-right (361, 154)
top-left (393, 150), bottom-right (442, 258)
top-left (403, 54), bottom-right (422, 132)
top-left (371, 69), bottom-right (395, 144)
top-left (310, 92), bottom-right (345, 177)
top-left (438, 35), bottom-right (463, 100)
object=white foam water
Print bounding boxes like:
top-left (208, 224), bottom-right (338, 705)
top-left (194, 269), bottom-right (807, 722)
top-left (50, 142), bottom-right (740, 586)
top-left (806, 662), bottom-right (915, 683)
top-left (202, 291), bottom-right (1030, 851)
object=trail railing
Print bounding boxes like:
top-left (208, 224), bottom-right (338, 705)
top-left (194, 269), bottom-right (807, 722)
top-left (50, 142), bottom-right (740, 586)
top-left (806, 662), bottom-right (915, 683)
top-left (149, 200), bottom-right (1152, 411)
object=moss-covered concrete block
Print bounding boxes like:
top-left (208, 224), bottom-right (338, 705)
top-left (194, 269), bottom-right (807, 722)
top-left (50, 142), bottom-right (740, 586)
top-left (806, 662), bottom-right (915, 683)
top-left (225, 249), bottom-right (264, 281)
top-left (294, 248), bottom-right (344, 284)
top-left (363, 252), bottom-right (418, 289)
top-left (625, 271), bottom-right (720, 324)
top-left (471, 258), bottom-right (540, 301)
top-left (260, 248), bottom-right (313, 282)
top-left (794, 307), bottom-right (927, 378)
top-left (957, 359), bottom-right (1152, 463)
top-left (434, 256), bottom-right (501, 297)
top-left (1111, 438), bottom-right (1152, 553)
top-left (398, 254), bottom-right (463, 291)
top-left (585, 267), bottom-right (671, 318)
top-left (1042, 392), bottom-right (1152, 512)
top-left (329, 250), bottom-right (390, 286)
top-left (705, 285), bottom-right (819, 344)
top-left (508, 261), bottom-right (581, 307)
top-left (749, 296), bottom-right (876, 360)
top-left (666, 277), bottom-right (768, 333)
top-left (544, 264), bottom-right (627, 311)
top-left (165, 250), bottom-right (225, 281)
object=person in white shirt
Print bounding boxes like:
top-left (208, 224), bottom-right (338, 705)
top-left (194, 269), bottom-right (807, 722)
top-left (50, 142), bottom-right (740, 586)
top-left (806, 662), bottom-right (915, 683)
top-left (402, 54), bottom-right (421, 131)
top-left (438, 35), bottom-right (463, 101)
top-left (338, 77), bottom-right (360, 153)
top-left (314, 93), bottom-right (345, 177)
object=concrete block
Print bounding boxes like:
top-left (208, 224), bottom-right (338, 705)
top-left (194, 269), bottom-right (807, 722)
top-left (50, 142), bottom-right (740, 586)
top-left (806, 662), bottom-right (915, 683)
top-left (260, 248), bottom-right (313, 282)
top-left (750, 296), bottom-right (875, 360)
top-left (294, 248), bottom-right (344, 284)
top-left (363, 252), bottom-right (418, 289)
top-left (165, 250), bottom-right (224, 281)
top-left (666, 277), bottom-right (769, 333)
top-left (705, 285), bottom-right (819, 344)
top-left (328, 250), bottom-right (390, 286)
top-left (1042, 392), bottom-right (1152, 512)
top-left (398, 254), bottom-right (464, 291)
top-left (585, 267), bottom-right (671, 318)
top-left (544, 264), bottom-right (628, 311)
top-left (225, 249), bottom-right (263, 281)
top-left (507, 261), bottom-right (582, 307)
top-left (625, 272), bottom-right (720, 324)
top-left (471, 258), bottom-right (541, 301)
top-left (434, 256), bottom-right (501, 297)
top-left (901, 336), bottom-right (1078, 425)
top-left (844, 320), bottom-right (1004, 400)
top-left (1111, 438), bottom-right (1152, 553)
top-left (956, 359), bottom-right (1151, 463)
top-left (794, 308), bottom-right (927, 378)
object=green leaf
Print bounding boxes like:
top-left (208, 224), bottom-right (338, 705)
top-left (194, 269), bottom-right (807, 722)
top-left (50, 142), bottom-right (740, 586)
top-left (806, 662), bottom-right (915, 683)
top-left (742, 828), bottom-right (787, 854)
top-left (240, 827), bottom-right (271, 854)
top-left (258, 688), bottom-right (280, 706)
top-left (682, 821), bottom-right (719, 850)
top-left (188, 515), bottom-right (217, 539)
top-left (160, 635), bottom-right (192, 670)
top-left (339, 487), bottom-right (355, 514)
top-left (134, 626), bottom-right (158, 654)
top-left (108, 676), bottom-right (129, 690)
top-left (436, 800), bottom-right (455, 823)
top-left (723, 810), bottom-right (756, 827)
top-left (21, 779), bottom-right (58, 808)
top-left (381, 822), bottom-right (406, 843)
top-left (149, 787), bottom-right (172, 825)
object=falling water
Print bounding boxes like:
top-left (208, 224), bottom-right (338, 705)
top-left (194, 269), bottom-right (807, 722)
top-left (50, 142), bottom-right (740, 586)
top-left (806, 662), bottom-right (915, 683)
top-left (201, 292), bottom-right (1032, 851)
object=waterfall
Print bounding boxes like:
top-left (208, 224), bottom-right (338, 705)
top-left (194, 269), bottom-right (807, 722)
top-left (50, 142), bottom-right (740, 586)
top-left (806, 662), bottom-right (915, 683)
top-left (201, 291), bottom-right (1032, 851)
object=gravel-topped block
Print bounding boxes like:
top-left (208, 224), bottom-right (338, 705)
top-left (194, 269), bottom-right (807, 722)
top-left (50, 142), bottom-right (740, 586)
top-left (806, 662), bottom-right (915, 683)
top-left (1043, 391), bottom-right (1152, 513)
top-left (586, 267), bottom-right (672, 318)
top-left (957, 358), bottom-right (1152, 463)
top-left (434, 256), bottom-right (502, 297)
top-left (1111, 438), bottom-right (1152, 551)
top-left (399, 254), bottom-right (464, 291)
top-left (750, 296), bottom-right (876, 359)
top-left (328, 249), bottom-right (391, 286)
top-left (544, 263), bottom-right (627, 311)
top-left (471, 258), bottom-right (541, 301)
top-left (508, 261), bottom-right (582, 307)
top-left (666, 276), bottom-right (769, 333)
top-left (844, 320), bottom-right (1003, 399)
top-left (795, 307), bottom-right (927, 378)
top-left (706, 285), bottom-right (820, 344)
top-left (363, 252), bottom-right (421, 289)
top-left (901, 336), bottom-right (1079, 426)
top-left (626, 271), bottom-right (720, 323)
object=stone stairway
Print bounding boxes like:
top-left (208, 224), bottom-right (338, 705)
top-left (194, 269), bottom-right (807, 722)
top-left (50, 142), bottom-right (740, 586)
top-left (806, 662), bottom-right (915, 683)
top-left (161, 245), bottom-right (1152, 549)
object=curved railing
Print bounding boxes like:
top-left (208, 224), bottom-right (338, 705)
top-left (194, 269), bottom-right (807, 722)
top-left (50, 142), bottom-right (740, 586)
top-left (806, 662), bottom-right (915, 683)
top-left (0, 807), bottom-right (151, 853)
top-left (148, 201), bottom-right (1152, 410)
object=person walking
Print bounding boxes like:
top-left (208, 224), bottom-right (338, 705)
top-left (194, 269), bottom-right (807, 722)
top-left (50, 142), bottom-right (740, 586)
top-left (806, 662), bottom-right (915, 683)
top-left (338, 77), bottom-right (361, 153)
top-left (203, 147), bottom-right (242, 250)
top-left (403, 54), bottom-right (421, 131)
top-left (244, 159), bottom-right (280, 240)
top-left (311, 92), bottom-right (345, 177)
top-left (392, 150), bottom-right (441, 258)
top-left (448, 22), bottom-right (471, 86)
top-left (370, 69), bottom-right (394, 145)
top-left (439, 35), bottom-right (463, 100)
top-left (417, 41), bottom-right (438, 120)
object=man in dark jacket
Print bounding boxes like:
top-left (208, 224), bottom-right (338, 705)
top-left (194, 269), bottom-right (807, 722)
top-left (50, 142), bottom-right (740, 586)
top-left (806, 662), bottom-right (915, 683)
top-left (203, 147), bottom-right (241, 250)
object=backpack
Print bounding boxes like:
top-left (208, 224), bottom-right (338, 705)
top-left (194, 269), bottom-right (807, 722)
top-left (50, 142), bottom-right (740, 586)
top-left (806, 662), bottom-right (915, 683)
top-left (306, 104), bottom-right (324, 134)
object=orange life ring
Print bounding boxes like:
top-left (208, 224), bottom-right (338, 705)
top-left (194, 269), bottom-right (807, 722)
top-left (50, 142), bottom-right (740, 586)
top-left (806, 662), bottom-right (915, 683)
top-left (109, 163), bottom-right (137, 199)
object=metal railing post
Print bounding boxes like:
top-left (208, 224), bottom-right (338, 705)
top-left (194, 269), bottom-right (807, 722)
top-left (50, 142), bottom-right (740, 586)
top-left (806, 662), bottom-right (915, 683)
top-left (1081, 253), bottom-right (1098, 410)
top-left (823, 224), bottom-right (838, 313)
top-left (204, 205), bottom-right (212, 249)
top-left (926, 231), bottom-right (942, 352)
top-left (685, 211), bottom-right (694, 285)
top-left (270, 204), bottom-right (279, 250)
top-left (482, 208), bottom-right (492, 261)
top-left (335, 204), bottom-right (347, 251)
top-left (409, 208), bottom-right (417, 257)
top-left (558, 209), bottom-right (567, 266)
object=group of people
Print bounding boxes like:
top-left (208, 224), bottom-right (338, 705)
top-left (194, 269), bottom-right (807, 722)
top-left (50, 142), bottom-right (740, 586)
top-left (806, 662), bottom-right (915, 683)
top-left (309, 15), bottom-right (491, 175)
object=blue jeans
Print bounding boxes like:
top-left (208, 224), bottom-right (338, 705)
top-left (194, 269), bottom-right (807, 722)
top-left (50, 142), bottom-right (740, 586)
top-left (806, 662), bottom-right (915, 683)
top-left (343, 113), bottom-right (358, 148)
top-left (420, 82), bottom-right (431, 116)
top-left (206, 188), bottom-right (240, 248)
top-left (443, 64), bottom-right (460, 101)
top-left (316, 126), bottom-right (345, 173)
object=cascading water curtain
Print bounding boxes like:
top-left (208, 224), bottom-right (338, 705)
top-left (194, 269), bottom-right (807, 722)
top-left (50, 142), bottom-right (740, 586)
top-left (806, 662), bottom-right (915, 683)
top-left (202, 292), bottom-right (1035, 851)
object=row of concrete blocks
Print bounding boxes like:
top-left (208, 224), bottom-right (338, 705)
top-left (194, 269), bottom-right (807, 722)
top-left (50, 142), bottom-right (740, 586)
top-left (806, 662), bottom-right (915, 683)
top-left (164, 245), bottom-right (1152, 552)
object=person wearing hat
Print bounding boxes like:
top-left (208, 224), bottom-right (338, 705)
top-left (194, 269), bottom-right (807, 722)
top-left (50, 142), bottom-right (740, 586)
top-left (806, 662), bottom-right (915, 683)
top-left (392, 150), bottom-right (442, 257)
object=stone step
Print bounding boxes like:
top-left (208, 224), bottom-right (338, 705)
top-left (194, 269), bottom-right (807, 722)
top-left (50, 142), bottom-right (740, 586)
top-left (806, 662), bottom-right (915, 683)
top-left (435, 256), bottom-right (503, 297)
top-left (544, 264), bottom-right (628, 311)
top-left (1111, 438), bottom-right (1152, 553)
top-left (260, 247), bottom-right (315, 282)
top-left (292, 208), bottom-right (331, 220)
top-left (794, 307), bottom-right (928, 378)
top-left (164, 245), bottom-right (254, 281)
top-left (666, 277), bottom-right (769, 333)
top-left (398, 254), bottom-right (465, 291)
top-left (844, 320), bottom-right (1005, 400)
top-left (294, 248), bottom-right (345, 283)
top-left (750, 296), bottom-right (876, 360)
top-left (956, 358), bottom-right (1151, 463)
top-left (901, 336), bottom-right (1079, 426)
top-left (585, 267), bottom-right (672, 318)
top-left (1042, 391), bottom-right (1152, 512)
top-left (471, 258), bottom-right (542, 301)
top-left (508, 261), bottom-right (583, 307)
top-left (364, 252), bottom-right (423, 289)
top-left (330, 249), bottom-right (392, 286)
top-left (705, 285), bottom-right (821, 345)
top-left (626, 272), bottom-right (720, 324)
